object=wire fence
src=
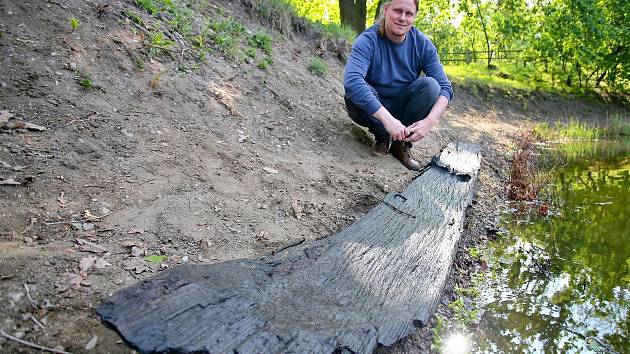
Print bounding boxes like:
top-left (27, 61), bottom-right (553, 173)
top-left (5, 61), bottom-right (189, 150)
top-left (440, 49), bottom-right (533, 65)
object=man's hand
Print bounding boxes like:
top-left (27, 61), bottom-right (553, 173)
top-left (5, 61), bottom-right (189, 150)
top-left (372, 106), bottom-right (408, 141)
top-left (382, 116), bottom-right (408, 141)
top-left (403, 96), bottom-right (449, 143)
top-left (404, 119), bottom-right (434, 142)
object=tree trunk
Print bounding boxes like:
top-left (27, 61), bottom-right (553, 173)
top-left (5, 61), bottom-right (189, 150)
top-left (97, 142), bottom-right (482, 354)
top-left (339, 0), bottom-right (367, 35)
top-left (474, 0), bottom-right (492, 68)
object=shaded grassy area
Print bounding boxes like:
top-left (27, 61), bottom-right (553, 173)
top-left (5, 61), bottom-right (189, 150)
top-left (533, 115), bottom-right (630, 141)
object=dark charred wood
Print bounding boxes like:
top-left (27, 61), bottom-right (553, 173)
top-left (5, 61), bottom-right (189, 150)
top-left (97, 142), bottom-right (481, 354)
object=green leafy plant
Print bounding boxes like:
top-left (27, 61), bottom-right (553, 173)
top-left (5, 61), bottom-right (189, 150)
top-left (135, 0), bottom-right (157, 14)
top-left (307, 57), bottom-right (327, 77)
top-left (245, 47), bottom-right (257, 58)
top-left (122, 10), bottom-right (144, 26)
top-left (147, 31), bottom-right (175, 56)
top-left (207, 17), bottom-right (247, 61)
top-left (75, 71), bottom-right (93, 89)
top-left (431, 315), bottom-right (447, 350)
top-left (249, 30), bottom-right (273, 55)
top-left (145, 255), bottom-right (167, 263)
top-left (69, 17), bottom-right (80, 32)
top-left (448, 298), bottom-right (479, 326)
top-left (135, 59), bottom-right (145, 70)
top-left (258, 57), bottom-right (273, 70)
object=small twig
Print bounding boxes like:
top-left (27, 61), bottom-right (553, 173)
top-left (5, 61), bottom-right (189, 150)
top-left (1, 274), bottom-right (16, 280)
top-left (23, 283), bottom-right (36, 309)
top-left (44, 219), bottom-right (86, 225)
top-left (28, 314), bottom-right (47, 333)
top-left (0, 329), bottom-right (70, 354)
top-left (38, 284), bottom-right (54, 295)
top-left (21, 218), bottom-right (37, 234)
top-left (66, 111), bottom-right (97, 126)
top-left (44, 213), bottom-right (111, 226)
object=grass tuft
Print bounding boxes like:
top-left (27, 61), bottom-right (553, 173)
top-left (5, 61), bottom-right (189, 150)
top-left (534, 120), bottom-right (600, 141)
top-left (307, 57), bottom-right (327, 77)
top-left (69, 17), bottom-right (80, 32)
top-left (249, 30), bottom-right (273, 55)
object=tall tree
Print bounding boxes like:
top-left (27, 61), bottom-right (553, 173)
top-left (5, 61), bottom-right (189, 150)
top-left (339, 0), bottom-right (367, 35)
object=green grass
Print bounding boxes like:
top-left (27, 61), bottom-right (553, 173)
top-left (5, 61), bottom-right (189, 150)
top-left (69, 17), bottom-right (80, 32)
top-left (534, 120), bottom-right (601, 141)
top-left (307, 57), bottom-right (327, 77)
top-left (135, 0), bottom-right (158, 14)
top-left (122, 10), bottom-right (144, 26)
top-left (75, 71), bottom-right (93, 89)
top-left (606, 114), bottom-right (630, 137)
top-left (148, 31), bottom-right (175, 56)
top-left (249, 30), bottom-right (273, 55)
top-left (445, 62), bottom-right (553, 94)
top-left (257, 57), bottom-right (273, 70)
top-left (120, 0), bottom-right (351, 72)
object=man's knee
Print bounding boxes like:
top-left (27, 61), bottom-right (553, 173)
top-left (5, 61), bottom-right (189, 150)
top-left (410, 77), bottom-right (440, 102)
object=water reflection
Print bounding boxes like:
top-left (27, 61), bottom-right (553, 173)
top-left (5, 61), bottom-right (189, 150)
top-left (476, 139), bottom-right (630, 353)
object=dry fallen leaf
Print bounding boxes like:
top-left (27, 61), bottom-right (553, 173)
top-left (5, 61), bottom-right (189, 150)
top-left (75, 238), bottom-right (107, 254)
top-left (94, 258), bottom-right (111, 269)
top-left (66, 273), bottom-right (83, 289)
top-left (0, 177), bottom-right (20, 186)
top-left (57, 192), bottom-right (69, 208)
top-left (127, 228), bottom-right (145, 235)
top-left (83, 209), bottom-right (98, 221)
top-left (0, 110), bottom-right (13, 123)
top-left (79, 256), bottom-right (97, 273)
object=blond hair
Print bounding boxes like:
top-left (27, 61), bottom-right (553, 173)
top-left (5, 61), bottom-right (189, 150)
top-left (376, 0), bottom-right (420, 37)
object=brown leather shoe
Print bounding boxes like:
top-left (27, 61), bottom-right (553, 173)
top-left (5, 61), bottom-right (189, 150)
top-left (373, 135), bottom-right (391, 156)
top-left (390, 141), bottom-right (421, 171)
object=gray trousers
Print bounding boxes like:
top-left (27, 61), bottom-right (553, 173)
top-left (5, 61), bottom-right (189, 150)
top-left (345, 77), bottom-right (441, 141)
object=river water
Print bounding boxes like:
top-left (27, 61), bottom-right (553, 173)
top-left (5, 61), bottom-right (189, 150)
top-left (474, 138), bottom-right (630, 353)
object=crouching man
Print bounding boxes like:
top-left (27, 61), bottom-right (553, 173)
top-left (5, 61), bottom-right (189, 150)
top-left (343, 0), bottom-right (453, 170)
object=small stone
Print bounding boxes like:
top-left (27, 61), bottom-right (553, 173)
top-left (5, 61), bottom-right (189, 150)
top-left (131, 246), bottom-right (142, 257)
top-left (182, 256), bottom-right (189, 263)
top-left (69, 62), bottom-right (77, 70)
top-left (85, 335), bottom-right (98, 350)
top-left (8, 292), bottom-right (23, 303)
top-left (82, 223), bottom-right (95, 231)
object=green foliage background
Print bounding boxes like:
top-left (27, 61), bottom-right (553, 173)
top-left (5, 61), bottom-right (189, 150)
top-left (288, 0), bottom-right (629, 93)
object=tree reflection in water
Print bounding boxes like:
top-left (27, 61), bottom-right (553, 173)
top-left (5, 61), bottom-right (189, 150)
top-left (476, 139), bottom-right (629, 353)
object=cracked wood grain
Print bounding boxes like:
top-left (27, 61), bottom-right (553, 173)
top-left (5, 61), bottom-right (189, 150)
top-left (97, 142), bottom-right (481, 354)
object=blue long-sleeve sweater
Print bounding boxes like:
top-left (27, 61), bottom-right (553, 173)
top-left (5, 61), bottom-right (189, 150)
top-left (344, 25), bottom-right (453, 116)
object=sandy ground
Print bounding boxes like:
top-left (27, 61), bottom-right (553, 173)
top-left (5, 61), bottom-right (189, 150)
top-left (1, 0), bottom-right (626, 352)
